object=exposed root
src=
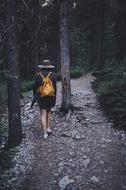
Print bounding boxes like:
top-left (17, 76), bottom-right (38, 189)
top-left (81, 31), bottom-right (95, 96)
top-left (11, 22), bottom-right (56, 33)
top-left (66, 109), bottom-right (71, 122)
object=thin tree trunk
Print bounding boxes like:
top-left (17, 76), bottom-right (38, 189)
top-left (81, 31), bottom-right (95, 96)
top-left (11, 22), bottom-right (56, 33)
top-left (6, 0), bottom-right (22, 146)
top-left (97, 0), bottom-right (105, 70)
top-left (60, 0), bottom-right (72, 112)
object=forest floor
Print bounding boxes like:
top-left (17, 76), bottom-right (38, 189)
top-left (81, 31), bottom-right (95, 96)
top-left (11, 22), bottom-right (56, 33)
top-left (1, 74), bottom-right (126, 190)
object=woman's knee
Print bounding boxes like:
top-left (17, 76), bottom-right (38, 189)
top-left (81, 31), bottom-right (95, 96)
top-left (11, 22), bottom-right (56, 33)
top-left (41, 109), bottom-right (46, 120)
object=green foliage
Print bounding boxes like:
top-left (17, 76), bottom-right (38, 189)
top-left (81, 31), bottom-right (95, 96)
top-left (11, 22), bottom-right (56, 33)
top-left (0, 118), bottom-right (8, 144)
top-left (0, 81), bottom-right (7, 103)
top-left (70, 67), bottom-right (83, 78)
top-left (0, 80), bottom-right (34, 102)
top-left (70, 27), bottom-right (92, 71)
top-left (56, 73), bottom-right (61, 81)
top-left (21, 80), bottom-right (34, 93)
top-left (92, 62), bottom-right (126, 129)
top-left (57, 68), bottom-right (83, 82)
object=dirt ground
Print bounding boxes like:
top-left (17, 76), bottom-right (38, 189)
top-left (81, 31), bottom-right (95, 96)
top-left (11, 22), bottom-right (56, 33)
top-left (1, 74), bottom-right (126, 190)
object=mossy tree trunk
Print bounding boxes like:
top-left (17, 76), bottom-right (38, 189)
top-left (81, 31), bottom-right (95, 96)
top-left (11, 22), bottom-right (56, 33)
top-left (6, 0), bottom-right (22, 147)
top-left (60, 0), bottom-right (72, 112)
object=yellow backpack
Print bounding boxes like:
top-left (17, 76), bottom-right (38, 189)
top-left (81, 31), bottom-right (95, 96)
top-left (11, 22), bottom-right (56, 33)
top-left (38, 72), bottom-right (55, 97)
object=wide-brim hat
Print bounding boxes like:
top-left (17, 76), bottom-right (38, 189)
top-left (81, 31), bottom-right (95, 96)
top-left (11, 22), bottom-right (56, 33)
top-left (38, 59), bottom-right (55, 69)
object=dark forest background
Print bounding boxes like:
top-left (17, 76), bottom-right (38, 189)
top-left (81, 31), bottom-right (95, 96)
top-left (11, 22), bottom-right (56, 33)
top-left (0, 0), bottom-right (126, 146)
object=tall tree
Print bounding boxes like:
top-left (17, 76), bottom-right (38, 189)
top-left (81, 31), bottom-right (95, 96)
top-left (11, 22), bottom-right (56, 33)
top-left (18, 0), bottom-right (41, 78)
top-left (114, 0), bottom-right (126, 61)
top-left (6, 0), bottom-right (22, 146)
top-left (97, 0), bottom-right (106, 70)
top-left (30, 0), bottom-right (41, 72)
top-left (60, 0), bottom-right (72, 112)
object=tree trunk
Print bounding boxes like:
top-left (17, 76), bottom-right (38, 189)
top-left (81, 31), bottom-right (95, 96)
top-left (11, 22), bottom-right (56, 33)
top-left (31, 0), bottom-right (40, 73)
top-left (109, 0), bottom-right (118, 12)
top-left (60, 0), bottom-right (72, 112)
top-left (6, 0), bottom-right (22, 147)
top-left (97, 0), bottom-right (105, 70)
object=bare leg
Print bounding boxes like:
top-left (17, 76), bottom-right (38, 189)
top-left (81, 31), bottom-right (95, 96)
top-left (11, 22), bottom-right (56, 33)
top-left (46, 111), bottom-right (51, 130)
top-left (41, 109), bottom-right (47, 135)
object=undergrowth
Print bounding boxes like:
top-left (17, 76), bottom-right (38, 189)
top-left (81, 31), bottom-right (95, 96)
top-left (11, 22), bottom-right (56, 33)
top-left (0, 118), bottom-right (8, 145)
top-left (92, 62), bottom-right (126, 129)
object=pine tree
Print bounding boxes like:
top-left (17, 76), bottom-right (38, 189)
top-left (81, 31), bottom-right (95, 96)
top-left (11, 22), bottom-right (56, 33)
top-left (6, 0), bottom-right (22, 146)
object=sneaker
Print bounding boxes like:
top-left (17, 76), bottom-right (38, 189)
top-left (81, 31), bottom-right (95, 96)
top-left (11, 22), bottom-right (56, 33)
top-left (43, 133), bottom-right (48, 140)
top-left (47, 128), bottom-right (52, 133)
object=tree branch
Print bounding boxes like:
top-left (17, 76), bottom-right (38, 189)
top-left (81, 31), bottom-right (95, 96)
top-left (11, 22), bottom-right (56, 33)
top-left (30, 15), bottom-right (42, 50)
top-left (0, 24), bottom-right (14, 46)
top-left (22, 0), bottom-right (29, 12)
top-left (35, 15), bottom-right (42, 36)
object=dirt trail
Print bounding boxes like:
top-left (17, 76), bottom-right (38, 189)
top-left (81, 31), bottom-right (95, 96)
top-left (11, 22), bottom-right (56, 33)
top-left (1, 74), bottom-right (126, 190)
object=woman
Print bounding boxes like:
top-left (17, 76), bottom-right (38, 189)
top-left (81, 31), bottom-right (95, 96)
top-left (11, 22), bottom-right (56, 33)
top-left (31, 59), bottom-right (57, 139)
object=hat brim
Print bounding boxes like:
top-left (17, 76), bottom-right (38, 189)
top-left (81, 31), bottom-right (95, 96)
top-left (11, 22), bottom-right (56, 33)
top-left (38, 65), bottom-right (55, 69)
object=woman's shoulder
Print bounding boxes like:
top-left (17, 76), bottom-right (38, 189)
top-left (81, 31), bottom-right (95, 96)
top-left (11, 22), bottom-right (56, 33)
top-left (35, 70), bottom-right (56, 80)
top-left (44, 71), bottom-right (56, 77)
top-left (51, 72), bottom-right (57, 80)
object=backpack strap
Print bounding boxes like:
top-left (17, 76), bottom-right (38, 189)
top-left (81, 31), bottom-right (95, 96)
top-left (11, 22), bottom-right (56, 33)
top-left (37, 72), bottom-right (45, 80)
top-left (37, 72), bottom-right (52, 80)
top-left (46, 72), bottom-right (52, 79)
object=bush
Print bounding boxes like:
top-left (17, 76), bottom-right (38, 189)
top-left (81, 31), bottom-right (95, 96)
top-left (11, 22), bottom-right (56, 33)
top-left (57, 68), bottom-right (83, 81)
top-left (0, 81), bottom-right (7, 103)
top-left (0, 118), bottom-right (8, 144)
top-left (21, 80), bottom-right (34, 93)
top-left (71, 68), bottom-right (83, 78)
top-left (92, 63), bottom-right (126, 129)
